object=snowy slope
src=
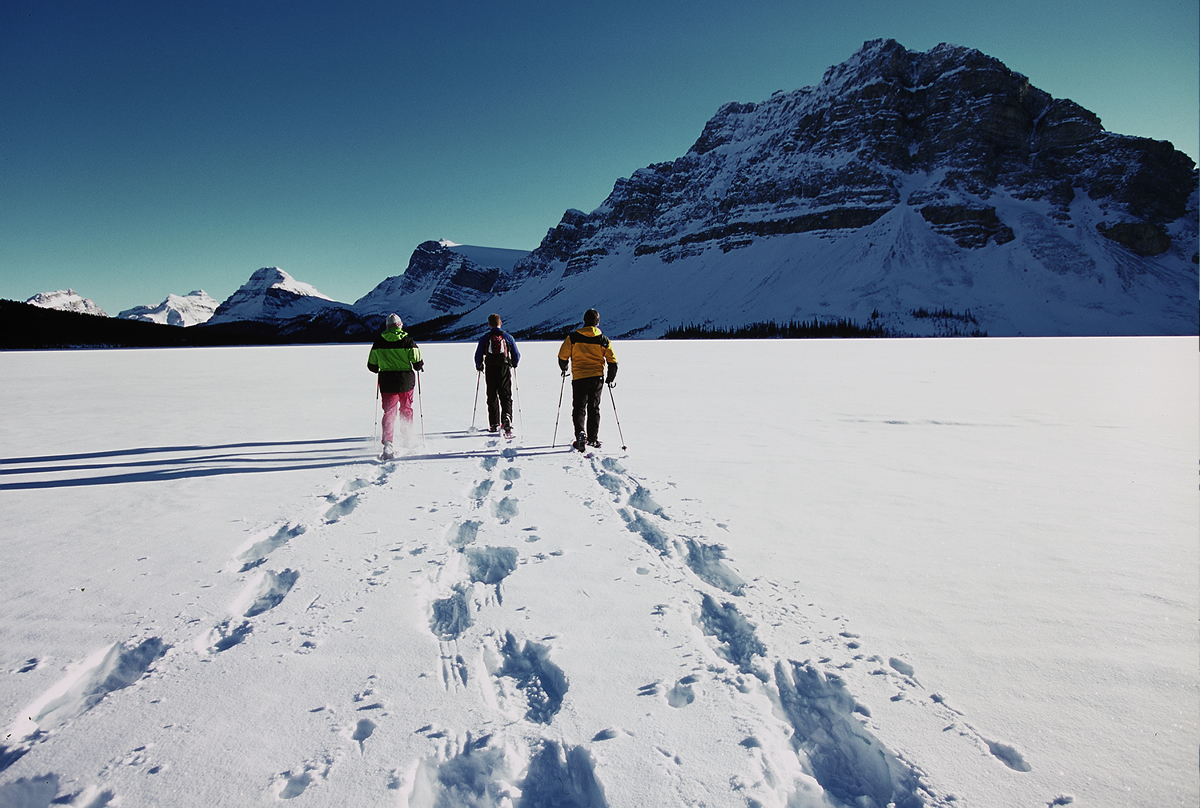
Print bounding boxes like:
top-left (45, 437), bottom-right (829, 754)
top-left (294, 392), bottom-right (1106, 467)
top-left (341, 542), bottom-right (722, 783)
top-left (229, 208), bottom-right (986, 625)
top-left (0, 339), bottom-right (1195, 807)
top-left (461, 189), bottom-right (1198, 338)
top-left (118, 290), bottom-right (219, 327)
top-left (23, 290), bottom-right (108, 318)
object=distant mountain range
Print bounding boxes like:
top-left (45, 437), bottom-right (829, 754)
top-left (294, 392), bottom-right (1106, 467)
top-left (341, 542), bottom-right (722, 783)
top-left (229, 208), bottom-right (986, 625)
top-left (13, 40), bottom-right (1198, 345)
top-left (118, 290), bottom-right (219, 327)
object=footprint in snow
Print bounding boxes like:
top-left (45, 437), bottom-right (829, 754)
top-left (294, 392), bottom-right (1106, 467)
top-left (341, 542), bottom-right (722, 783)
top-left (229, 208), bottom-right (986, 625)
top-left (984, 738), bottom-right (1032, 772)
top-left (491, 497), bottom-right (519, 523)
top-left (464, 547), bottom-right (519, 585)
top-left (351, 718), bottom-right (376, 753)
top-left (600, 457), bottom-right (627, 474)
top-left (596, 473), bottom-right (624, 495)
top-left (328, 474), bottom-right (374, 499)
top-left (233, 522), bottom-right (305, 573)
top-left (272, 754), bottom-right (333, 800)
top-left (204, 619), bottom-right (252, 653)
top-left (486, 631), bottom-right (569, 725)
top-left (775, 660), bottom-right (927, 807)
top-left (448, 520), bottom-right (482, 549)
top-left (666, 677), bottom-right (697, 708)
top-left (234, 569), bottom-right (300, 618)
top-left (627, 484), bottom-right (664, 517)
top-left (405, 735), bottom-right (604, 807)
top-left (324, 494), bottom-right (359, 522)
top-left (4, 638), bottom-right (170, 749)
top-left (429, 585), bottom-right (474, 640)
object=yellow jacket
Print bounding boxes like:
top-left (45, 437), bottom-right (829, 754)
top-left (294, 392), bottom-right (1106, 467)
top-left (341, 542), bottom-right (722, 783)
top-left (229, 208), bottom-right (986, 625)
top-left (558, 326), bottom-right (617, 380)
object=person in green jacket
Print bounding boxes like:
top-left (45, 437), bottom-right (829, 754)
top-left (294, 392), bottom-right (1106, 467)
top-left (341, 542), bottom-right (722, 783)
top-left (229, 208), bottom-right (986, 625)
top-left (367, 313), bottom-right (423, 459)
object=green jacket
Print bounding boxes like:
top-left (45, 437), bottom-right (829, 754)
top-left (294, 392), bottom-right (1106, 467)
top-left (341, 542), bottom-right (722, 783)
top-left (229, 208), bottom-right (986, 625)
top-left (368, 327), bottom-right (422, 393)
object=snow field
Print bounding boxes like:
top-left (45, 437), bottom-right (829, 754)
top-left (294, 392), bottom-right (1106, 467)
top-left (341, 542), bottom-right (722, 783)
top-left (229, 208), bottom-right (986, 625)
top-left (0, 339), bottom-right (1195, 807)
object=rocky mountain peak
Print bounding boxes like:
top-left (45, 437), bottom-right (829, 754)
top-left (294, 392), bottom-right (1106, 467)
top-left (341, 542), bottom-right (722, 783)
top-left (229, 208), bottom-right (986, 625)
top-left (443, 40), bottom-right (1197, 338)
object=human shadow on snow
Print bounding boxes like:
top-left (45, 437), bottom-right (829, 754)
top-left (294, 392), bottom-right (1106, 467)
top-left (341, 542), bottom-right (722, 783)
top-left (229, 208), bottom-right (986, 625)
top-left (0, 439), bottom-right (580, 490)
top-left (0, 436), bottom-right (364, 466)
top-left (0, 437), bottom-right (368, 490)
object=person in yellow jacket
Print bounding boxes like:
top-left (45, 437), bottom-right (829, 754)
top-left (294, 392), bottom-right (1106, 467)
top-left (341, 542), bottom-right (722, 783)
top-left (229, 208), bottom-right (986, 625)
top-left (557, 308), bottom-right (617, 451)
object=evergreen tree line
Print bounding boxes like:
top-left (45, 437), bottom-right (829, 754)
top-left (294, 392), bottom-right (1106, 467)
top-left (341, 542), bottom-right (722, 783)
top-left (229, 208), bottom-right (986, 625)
top-left (662, 317), bottom-right (890, 340)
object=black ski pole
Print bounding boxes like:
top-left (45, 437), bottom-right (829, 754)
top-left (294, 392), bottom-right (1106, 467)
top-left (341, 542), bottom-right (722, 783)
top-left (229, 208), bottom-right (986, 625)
top-left (416, 370), bottom-right (426, 447)
top-left (471, 369), bottom-right (481, 430)
top-left (373, 380), bottom-right (380, 444)
top-left (552, 371), bottom-right (567, 447)
top-left (513, 368), bottom-right (524, 433)
top-left (607, 383), bottom-right (627, 450)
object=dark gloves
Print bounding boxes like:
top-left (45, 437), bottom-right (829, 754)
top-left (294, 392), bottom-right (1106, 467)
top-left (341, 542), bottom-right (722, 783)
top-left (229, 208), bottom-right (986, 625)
top-left (412, 360), bottom-right (424, 371)
top-left (605, 364), bottom-right (618, 385)
top-left (558, 358), bottom-right (569, 375)
top-left (476, 364), bottom-right (483, 373)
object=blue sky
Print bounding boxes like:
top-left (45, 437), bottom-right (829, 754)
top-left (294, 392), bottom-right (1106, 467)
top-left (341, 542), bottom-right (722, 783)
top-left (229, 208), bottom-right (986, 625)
top-left (2, 0), bottom-right (1196, 315)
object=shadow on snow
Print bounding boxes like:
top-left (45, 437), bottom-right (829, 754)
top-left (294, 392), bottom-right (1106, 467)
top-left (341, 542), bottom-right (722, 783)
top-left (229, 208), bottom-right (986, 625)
top-left (0, 436), bottom-right (577, 490)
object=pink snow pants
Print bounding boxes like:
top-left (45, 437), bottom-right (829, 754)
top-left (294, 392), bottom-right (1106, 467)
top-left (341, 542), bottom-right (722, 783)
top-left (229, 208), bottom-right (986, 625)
top-left (381, 390), bottom-right (414, 443)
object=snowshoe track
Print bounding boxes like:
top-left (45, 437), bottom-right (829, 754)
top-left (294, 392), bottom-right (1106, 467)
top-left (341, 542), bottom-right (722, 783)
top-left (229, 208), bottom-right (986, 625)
top-left (0, 432), bottom-right (1026, 806)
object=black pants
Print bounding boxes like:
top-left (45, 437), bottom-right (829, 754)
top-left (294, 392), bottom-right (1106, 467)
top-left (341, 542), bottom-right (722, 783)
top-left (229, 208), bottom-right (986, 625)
top-left (484, 362), bottom-right (513, 428)
top-left (571, 376), bottom-right (604, 441)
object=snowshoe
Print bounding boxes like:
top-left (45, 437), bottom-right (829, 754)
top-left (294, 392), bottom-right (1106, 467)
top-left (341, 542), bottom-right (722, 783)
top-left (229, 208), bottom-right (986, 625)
top-left (587, 439), bottom-right (602, 449)
top-left (572, 432), bottom-right (587, 452)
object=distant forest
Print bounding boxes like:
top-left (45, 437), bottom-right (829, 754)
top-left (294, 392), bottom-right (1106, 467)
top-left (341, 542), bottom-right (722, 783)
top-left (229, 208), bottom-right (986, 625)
top-left (662, 318), bottom-right (890, 340)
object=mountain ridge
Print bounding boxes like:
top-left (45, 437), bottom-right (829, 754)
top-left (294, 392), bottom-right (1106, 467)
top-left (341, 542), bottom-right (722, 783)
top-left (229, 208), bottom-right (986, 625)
top-left (432, 38), bottom-right (1194, 338)
top-left (18, 39), bottom-right (1198, 342)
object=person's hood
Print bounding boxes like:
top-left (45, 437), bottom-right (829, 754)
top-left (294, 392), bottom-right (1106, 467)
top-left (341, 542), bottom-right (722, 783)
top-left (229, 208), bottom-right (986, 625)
top-left (381, 326), bottom-right (408, 342)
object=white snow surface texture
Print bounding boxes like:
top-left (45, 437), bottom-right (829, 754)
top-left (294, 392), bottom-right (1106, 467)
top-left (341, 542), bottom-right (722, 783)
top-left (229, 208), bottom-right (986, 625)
top-left (0, 339), bottom-right (1195, 807)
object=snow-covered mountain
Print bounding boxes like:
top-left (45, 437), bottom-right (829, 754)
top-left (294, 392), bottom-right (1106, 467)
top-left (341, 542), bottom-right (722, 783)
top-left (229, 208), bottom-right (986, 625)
top-left (208, 268), bottom-right (343, 325)
top-left (24, 290), bottom-right (108, 318)
top-left (118, 290), bottom-right (219, 327)
top-left (394, 39), bottom-right (1199, 338)
top-left (353, 241), bottom-right (531, 326)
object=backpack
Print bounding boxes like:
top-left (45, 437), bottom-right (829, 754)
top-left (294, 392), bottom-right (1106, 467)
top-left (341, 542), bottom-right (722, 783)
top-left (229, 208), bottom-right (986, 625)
top-left (486, 332), bottom-right (510, 363)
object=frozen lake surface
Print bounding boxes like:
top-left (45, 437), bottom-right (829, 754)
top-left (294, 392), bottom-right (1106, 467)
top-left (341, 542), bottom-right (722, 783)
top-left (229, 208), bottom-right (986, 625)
top-left (0, 337), bottom-right (1195, 807)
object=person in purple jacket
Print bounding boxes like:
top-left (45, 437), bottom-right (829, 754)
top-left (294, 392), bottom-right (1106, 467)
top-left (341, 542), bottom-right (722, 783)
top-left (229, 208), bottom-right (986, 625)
top-left (474, 313), bottom-right (521, 436)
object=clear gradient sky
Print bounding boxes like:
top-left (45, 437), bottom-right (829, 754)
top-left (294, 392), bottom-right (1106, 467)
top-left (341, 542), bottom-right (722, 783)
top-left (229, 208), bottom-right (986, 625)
top-left (2, 0), bottom-right (1197, 315)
